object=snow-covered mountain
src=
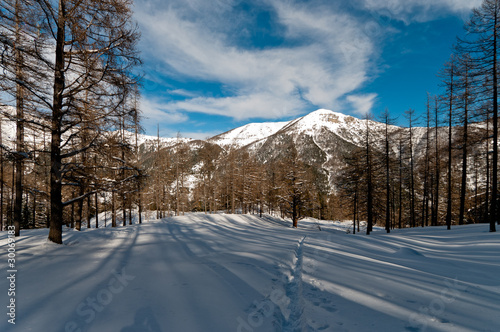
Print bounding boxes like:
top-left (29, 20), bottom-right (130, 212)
top-left (206, 109), bottom-right (435, 152)
top-left (208, 121), bottom-right (287, 147)
top-left (198, 109), bottom-right (431, 184)
top-left (133, 109), bottom-right (398, 183)
top-left (190, 108), bottom-right (490, 190)
top-left (207, 109), bottom-right (376, 150)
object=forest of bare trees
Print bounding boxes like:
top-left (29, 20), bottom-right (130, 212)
top-left (0, 0), bottom-right (499, 242)
top-left (338, 0), bottom-right (499, 233)
top-left (0, 0), bottom-right (141, 243)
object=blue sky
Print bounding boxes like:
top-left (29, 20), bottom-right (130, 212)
top-left (134, 0), bottom-right (482, 138)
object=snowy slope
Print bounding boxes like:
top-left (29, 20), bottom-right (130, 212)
top-left (1, 213), bottom-right (498, 332)
top-left (118, 130), bottom-right (193, 149)
top-left (1, 106), bottom-right (43, 148)
top-left (208, 121), bottom-right (289, 148)
top-left (0, 114), bottom-right (16, 145)
top-left (0, 105), bottom-right (192, 154)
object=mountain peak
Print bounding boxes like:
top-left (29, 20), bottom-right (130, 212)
top-left (308, 108), bottom-right (337, 116)
top-left (283, 109), bottom-right (360, 135)
top-left (303, 109), bottom-right (354, 122)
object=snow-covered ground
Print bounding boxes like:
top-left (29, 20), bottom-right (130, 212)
top-left (0, 213), bottom-right (499, 332)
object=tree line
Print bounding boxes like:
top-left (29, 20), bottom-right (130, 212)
top-left (144, 136), bottom-right (332, 229)
top-left (338, 0), bottom-right (499, 234)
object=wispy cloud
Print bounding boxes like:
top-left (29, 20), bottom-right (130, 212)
top-left (358, 0), bottom-right (482, 23)
top-left (139, 98), bottom-right (189, 124)
top-left (165, 92), bottom-right (306, 120)
top-left (346, 93), bottom-right (378, 116)
top-left (135, 0), bottom-right (378, 121)
top-left (167, 89), bottom-right (200, 98)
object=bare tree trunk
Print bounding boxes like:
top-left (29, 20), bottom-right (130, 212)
top-left (231, 155), bottom-right (235, 214)
top-left (138, 184), bottom-right (142, 224)
top-left (204, 174), bottom-right (207, 214)
top-left (128, 200), bottom-right (132, 225)
top-left (112, 190), bottom-right (116, 227)
top-left (87, 196), bottom-right (91, 228)
top-left (459, 100), bottom-right (469, 226)
top-left (13, 0), bottom-right (24, 237)
top-left (95, 192), bottom-right (99, 228)
top-left (445, 61), bottom-right (455, 231)
top-left (32, 191), bottom-right (36, 228)
top-left (458, 56), bottom-right (473, 226)
top-left (485, 115), bottom-right (491, 223)
top-left (474, 154), bottom-right (479, 221)
top-left (44, 132), bottom-right (49, 229)
top-left (292, 196), bottom-right (298, 228)
top-left (383, 111), bottom-right (391, 233)
top-left (48, 0), bottom-right (66, 244)
top-left (70, 199), bottom-right (74, 229)
top-left (75, 186), bottom-right (83, 231)
top-left (398, 131), bottom-right (403, 229)
top-left (432, 98), bottom-right (440, 227)
top-left (365, 117), bottom-right (373, 235)
top-left (0, 116), bottom-right (4, 232)
top-left (422, 99), bottom-right (431, 228)
top-left (407, 109), bottom-right (416, 229)
top-left (104, 195), bottom-right (107, 228)
top-left (491, 12), bottom-right (499, 231)
top-left (353, 184), bottom-right (357, 235)
top-left (122, 195), bottom-right (126, 226)
top-left (134, 114), bottom-right (142, 225)
top-left (10, 162), bottom-right (15, 227)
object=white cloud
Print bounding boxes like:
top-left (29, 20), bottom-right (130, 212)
top-left (139, 98), bottom-right (189, 124)
top-left (164, 92), bottom-right (306, 120)
top-left (346, 93), bottom-right (378, 116)
top-left (359, 0), bottom-right (482, 23)
top-left (135, 0), bottom-right (377, 121)
top-left (168, 89), bottom-right (199, 98)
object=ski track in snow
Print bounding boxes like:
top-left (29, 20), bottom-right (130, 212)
top-left (282, 236), bottom-right (307, 332)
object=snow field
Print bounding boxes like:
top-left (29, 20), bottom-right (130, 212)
top-left (0, 213), bottom-right (499, 332)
